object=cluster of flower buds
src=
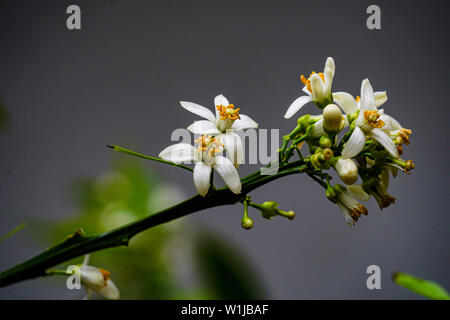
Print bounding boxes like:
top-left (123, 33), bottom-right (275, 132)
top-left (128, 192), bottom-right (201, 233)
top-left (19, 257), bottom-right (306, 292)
top-left (283, 57), bottom-right (415, 226)
top-left (240, 196), bottom-right (295, 230)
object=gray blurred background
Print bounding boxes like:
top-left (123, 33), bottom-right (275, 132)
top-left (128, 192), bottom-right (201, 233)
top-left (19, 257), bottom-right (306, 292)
top-left (0, 0), bottom-right (449, 299)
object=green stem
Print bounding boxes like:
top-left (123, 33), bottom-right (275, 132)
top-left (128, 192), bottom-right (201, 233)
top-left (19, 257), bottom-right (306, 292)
top-left (45, 269), bottom-right (73, 276)
top-left (0, 161), bottom-right (307, 288)
top-left (107, 145), bottom-right (193, 172)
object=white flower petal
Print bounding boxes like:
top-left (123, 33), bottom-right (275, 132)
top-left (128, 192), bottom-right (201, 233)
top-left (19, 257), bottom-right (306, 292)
top-left (193, 161), bottom-right (212, 197)
top-left (98, 279), bottom-right (120, 300)
top-left (284, 95), bottom-right (312, 119)
top-left (388, 116), bottom-right (402, 131)
top-left (80, 266), bottom-right (105, 291)
top-left (214, 94), bottom-right (230, 119)
top-left (213, 156), bottom-right (242, 194)
top-left (333, 92), bottom-right (358, 114)
top-left (302, 86), bottom-right (311, 95)
top-left (310, 73), bottom-right (326, 101)
top-left (337, 203), bottom-right (354, 226)
top-left (82, 254), bottom-right (90, 266)
top-left (369, 128), bottom-right (399, 158)
top-left (214, 94), bottom-right (230, 107)
top-left (380, 113), bottom-right (402, 132)
top-left (342, 126), bottom-right (366, 159)
top-left (360, 79), bottom-right (375, 110)
top-left (324, 57), bottom-right (335, 92)
top-left (232, 114), bottom-right (258, 131)
top-left (180, 101), bottom-right (216, 122)
top-left (221, 132), bottom-right (244, 166)
top-left (310, 118), bottom-right (325, 137)
top-left (187, 120), bottom-right (221, 135)
top-left (347, 185), bottom-right (371, 201)
top-left (374, 91), bottom-right (388, 107)
top-left (159, 143), bottom-right (198, 163)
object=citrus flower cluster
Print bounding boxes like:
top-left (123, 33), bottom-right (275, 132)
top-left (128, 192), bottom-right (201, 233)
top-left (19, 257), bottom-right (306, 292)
top-left (1, 57), bottom-right (417, 298)
top-left (282, 57), bottom-right (415, 226)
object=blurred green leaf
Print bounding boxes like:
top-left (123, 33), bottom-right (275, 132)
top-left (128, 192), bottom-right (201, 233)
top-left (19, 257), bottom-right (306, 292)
top-left (393, 272), bottom-right (450, 300)
top-left (31, 156), bottom-right (265, 299)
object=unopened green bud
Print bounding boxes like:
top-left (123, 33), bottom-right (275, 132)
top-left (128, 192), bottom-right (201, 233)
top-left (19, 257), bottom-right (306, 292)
top-left (278, 210), bottom-right (296, 220)
top-left (241, 216), bottom-right (254, 230)
top-left (296, 114), bottom-right (311, 127)
top-left (252, 201), bottom-right (295, 220)
top-left (334, 184), bottom-right (346, 194)
top-left (326, 186), bottom-right (337, 202)
top-left (259, 201), bottom-right (279, 219)
top-left (348, 111), bottom-right (359, 124)
top-left (319, 136), bottom-right (332, 148)
top-left (322, 148), bottom-right (334, 160)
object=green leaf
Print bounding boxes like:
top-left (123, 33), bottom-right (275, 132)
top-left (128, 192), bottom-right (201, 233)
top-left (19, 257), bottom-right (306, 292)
top-left (392, 272), bottom-right (450, 300)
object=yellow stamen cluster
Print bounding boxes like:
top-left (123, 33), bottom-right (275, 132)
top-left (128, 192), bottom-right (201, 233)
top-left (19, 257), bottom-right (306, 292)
top-left (394, 128), bottom-right (412, 155)
top-left (195, 134), bottom-right (223, 157)
top-left (398, 128), bottom-right (412, 145)
top-left (355, 96), bottom-right (361, 102)
top-left (98, 268), bottom-right (111, 286)
top-left (300, 71), bottom-right (325, 92)
top-left (216, 104), bottom-right (241, 121)
top-left (363, 110), bottom-right (385, 128)
top-left (348, 205), bottom-right (369, 227)
top-left (404, 159), bottom-right (415, 173)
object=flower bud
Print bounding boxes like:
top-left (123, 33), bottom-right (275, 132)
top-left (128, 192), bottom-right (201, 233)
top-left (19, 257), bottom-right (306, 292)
top-left (241, 216), bottom-right (253, 230)
top-left (323, 104), bottom-right (342, 133)
top-left (326, 186), bottom-right (337, 202)
top-left (259, 201), bottom-right (279, 219)
top-left (319, 136), bottom-right (332, 148)
top-left (335, 158), bottom-right (358, 185)
top-left (256, 201), bottom-right (295, 220)
top-left (322, 148), bottom-right (334, 160)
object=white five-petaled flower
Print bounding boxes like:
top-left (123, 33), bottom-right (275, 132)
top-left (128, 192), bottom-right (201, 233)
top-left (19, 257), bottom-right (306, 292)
top-left (334, 79), bottom-right (399, 159)
top-left (80, 255), bottom-right (120, 300)
top-left (284, 57), bottom-right (335, 119)
top-left (159, 134), bottom-right (242, 197)
top-left (180, 94), bottom-right (258, 166)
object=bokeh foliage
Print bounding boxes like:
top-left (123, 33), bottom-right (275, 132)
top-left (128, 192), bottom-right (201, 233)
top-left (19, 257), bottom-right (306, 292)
top-left (34, 157), bottom-right (265, 299)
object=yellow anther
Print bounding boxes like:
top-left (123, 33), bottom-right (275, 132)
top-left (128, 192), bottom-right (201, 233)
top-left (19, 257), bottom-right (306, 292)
top-left (404, 159), bottom-right (415, 172)
top-left (398, 128), bottom-right (412, 145)
top-left (216, 104), bottom-right (241, 121)
top-left (98, 268), bottom-right (111, 286)
top-left (355, 96), bottom-right (361, 102)
top-left (300, 71), bottom-right (325, 92)
top-left (195, 134), bottom-right (223, 156)
top-left (363, 110), bottom-right (385, 128)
